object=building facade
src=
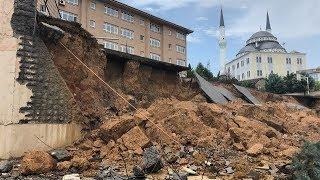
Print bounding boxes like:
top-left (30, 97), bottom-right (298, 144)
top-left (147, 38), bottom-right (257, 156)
top-left (37, 0), bottom-right (193, 66)
top-left (223, 12), bottom-right (306, 81)
top-left (297, 68), bottom-right (320, 82)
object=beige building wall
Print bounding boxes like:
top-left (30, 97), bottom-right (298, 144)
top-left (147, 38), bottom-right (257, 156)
top-left (0, 0), bottom-right (33, 125)
top-left (226, 52), bottom-right (307, 81)
top-left (37, 0), bottom-right (191, 66)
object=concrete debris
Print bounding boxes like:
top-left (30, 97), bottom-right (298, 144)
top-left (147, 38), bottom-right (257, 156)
top-left (225, 167), bottom-right (234, 174)
top-left (169, 172), bottom-right (188, 180)
top-left (0, 160), bottom-right (13, 173)
top-left (62, 174), bottom-right (81, 180)
top-left (20, 151), bottom-right (56, 175)
top-left (143, 146), bottom-right (164, 173)
top-left (51, 149), bottom-right (72, 162)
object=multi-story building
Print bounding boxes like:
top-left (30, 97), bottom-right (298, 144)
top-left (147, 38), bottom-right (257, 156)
top-left (297, 68), bottom-right (320, 82)
top-left (37, 0), bottom-right (193, 66)
top-left (221, 11), bottom-right (307, 81)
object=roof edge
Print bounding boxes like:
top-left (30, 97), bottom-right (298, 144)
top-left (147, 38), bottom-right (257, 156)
top-left (100, 0), bottom-right (193, 34)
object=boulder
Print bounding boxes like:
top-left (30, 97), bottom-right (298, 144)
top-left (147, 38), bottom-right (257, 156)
top-left (133, 165), bottom-right (145, 178)
top-left (118, 126), bottom-right (150, 150)
top-left (0, 160), bottom-right (13, 173)
top-left (51, 149), bottom-right (72, 162)
top-left (246, 143), bottom-right (264, 156)
top-left (20, 151), bottom-right (56, 175)
top-left (143, 146), bottom-right (164, 173)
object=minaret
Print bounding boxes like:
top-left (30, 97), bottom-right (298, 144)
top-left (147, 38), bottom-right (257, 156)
top-left (266, 12), bottom-right (272, 33)
top-left (219, 8), bottom-right (227, 75)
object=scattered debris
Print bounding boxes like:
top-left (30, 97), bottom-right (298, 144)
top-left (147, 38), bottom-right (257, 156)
top-left (51, 149), bottom-right (72, 162)
top-left (143, 147), bottom-right (164, 173)
top-left (20, 151), bottom-right (56, 175)
top-left (0, 160), bottom-right (13, 173)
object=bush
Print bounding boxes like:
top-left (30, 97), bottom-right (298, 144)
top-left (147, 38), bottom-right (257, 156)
top-left (239, 80), bottom-right (256, 88)
top-left (315, 82), bottom-right (320, 91)
top-left (291, 141), bottom-right (320, 180)
top-left (265, 74), bottom-right (287, 94)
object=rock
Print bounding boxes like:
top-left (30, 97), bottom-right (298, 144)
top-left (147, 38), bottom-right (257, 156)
top-left (71, 156), bottom-right (90, 171)
top-left (93, 139), bottom-right (104, 148)
top-left (233, 143), bottom-right (245, 151)
top-left (20, 151), bottom-right (56, 175)
top-left (0, 160), bottom-right (13, 173)
top-left (182, 166), bottom-right (197, 175)
top-left (166, 153), bottom-right (179, 164)
top-left (177, 158), bottom-right (188, 165)
top-left (51, 149), bottom-right (72, 162)
top-left (57, 161), bottom-right (72, 171)
top-left (265, 130), bottom-right (277, 138)
top-left (133, 166), bottom-right (145, 178)
top-left (97, 166), bottom-right (125, 180)
top-left (256, 161), bottom-right (270, 170)
top-left (189, 165), bottom-right (198, 171)
top-left (62, 174), bottom-right (81, 180)
top-left (118, 126), bottom-right (150, 150)
top-left (246, 143), bottom-right (264, 156)
top-left (192, 151), bottom-right (206, 164)
top-left (225, 167), bottom-right (234, 174)
top-left (170, 172), bottom-right (188, 180)
top-left (143, 146), bottom-right (164, 173)
top-left (1, 173), bottom-right (10, 178)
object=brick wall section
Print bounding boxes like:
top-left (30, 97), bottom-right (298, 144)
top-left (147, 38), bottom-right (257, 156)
top-left (11, 0), bottom-right (80, 123)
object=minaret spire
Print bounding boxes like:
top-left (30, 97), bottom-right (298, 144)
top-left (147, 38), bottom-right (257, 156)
top-left (219, 7), bottom-right (227, 75)
top-left (220, 8), bottom-right (225, 27)
top-left (266, 11), bottom-right (271, 32)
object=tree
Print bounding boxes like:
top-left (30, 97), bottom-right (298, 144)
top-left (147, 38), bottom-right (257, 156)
top-left (315, 81), bottom-right (320, 91)
top-left (291, 141), bottom-right (320, 180)
top-left (186, 64), bottom-right (194, 78)
top-left (265, 74), bottom-right (287, 94)
top-left (284, 73), bottom-right (304, 93)
top-left (195, 63), bottom-right (214, 81)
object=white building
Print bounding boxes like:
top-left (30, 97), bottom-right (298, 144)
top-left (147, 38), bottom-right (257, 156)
top-left (224, 12), bottom-right (307, 81)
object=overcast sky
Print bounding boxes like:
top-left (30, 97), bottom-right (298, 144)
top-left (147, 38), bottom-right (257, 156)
top-left (120, 0), bottom-right (320, 74)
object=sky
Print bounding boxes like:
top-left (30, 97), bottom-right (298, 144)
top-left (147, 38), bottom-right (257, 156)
top-left (120, 0), bottom-right (320, 75)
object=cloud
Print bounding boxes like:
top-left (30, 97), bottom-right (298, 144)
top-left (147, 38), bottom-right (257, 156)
top-left (196, 17), bottom-right (209, 21)
top-left (187, 34), bottom-right (201, 43)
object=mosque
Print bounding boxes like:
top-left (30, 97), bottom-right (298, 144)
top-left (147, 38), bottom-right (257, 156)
top-left (219, 9), bottom-right (307, 81)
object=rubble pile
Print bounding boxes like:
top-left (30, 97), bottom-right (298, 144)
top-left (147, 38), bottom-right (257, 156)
top-left (8, 96), bottom-right (318, 179)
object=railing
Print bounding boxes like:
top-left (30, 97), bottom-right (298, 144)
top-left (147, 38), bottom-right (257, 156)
top-left (39, 0), bottom-right (61, 19)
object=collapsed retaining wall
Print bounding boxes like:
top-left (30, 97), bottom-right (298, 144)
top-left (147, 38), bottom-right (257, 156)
top-left (0, 0), bottom-right (82, 159)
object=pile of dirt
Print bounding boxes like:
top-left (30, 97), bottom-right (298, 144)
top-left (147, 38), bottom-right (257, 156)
top-left (30, 97), bottom-right (319, 179)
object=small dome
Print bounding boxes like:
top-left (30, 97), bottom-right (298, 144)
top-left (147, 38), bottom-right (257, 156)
top-left (238, 45), bottom-right (256, 54)
top-left (249, 31), bottom-right (275, 39)
top-left (259, 41), bottom-right (285, 50)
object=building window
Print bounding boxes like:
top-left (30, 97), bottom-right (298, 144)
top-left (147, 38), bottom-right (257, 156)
top-left (241, 61), bottom-right (244, 67)
top-left (286, 58), bottom-right (292, 64)
top-left (267, 57), bottom-right (273, 63)
top-left (66, 0), bottom-right (78, 5)
top-left (103, 23), bottom-right (118, 35)
top-left (176, 32), bottom-right (185, 40)
top-left (168, 30), bottom-right (172, 36)
top-left (120, 28), bottom-right (134, 39)
top-left (40, 4), bottom-right (47, 13)
top-left (105, 7), bottom-right (118, 17)
top-left (104, 41), bottom-right (118, 51)
top-left (297, 58), bottom-right (303, 64)
top-left (90, 2), bottom-right (96, 10)
top-left (177, 59), bottom-right (186, 66)
top-left (150, 53), bottom-right (161, 61)
top-left (150, 38), bottom-right (160, 48)
top-left (119, 45), bottom-right (134, 54)
top-left (242, 73), bottom-right (245, 80)
top-left (257, 70), bottom-right (263, 76)
top-left (169, 44), bottom-right (172, 49)
top-left (169, 58), bottom-right (172, 63)
top-left (246, 58), bottom-right (250, 64)
top-left (89, 20), bottom-right (95, 28)
top-left (139, 19), bottom-right (145, 26)
top-left (59, 10), bottom-right (77, 22)
top-left (256, 56), bottom-right (262, 63)
top-left (247, 71), bottom-right (251, 78)
top-left (287, 71), bottom-right (290, 75)
top-left (140, 35), bottom-right (144, 41)
top-left (176, 45), bottom-right (186, 54)
top-left (150, 23), bottom-right (161, 33)
top-left (121, 11), bottom-right (134, 22)
top-left (237, 63), bottom-right (239, 69)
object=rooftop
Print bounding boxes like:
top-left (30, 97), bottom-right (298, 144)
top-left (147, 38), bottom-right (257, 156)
top-left (99, 0), bottom-right (194, 34)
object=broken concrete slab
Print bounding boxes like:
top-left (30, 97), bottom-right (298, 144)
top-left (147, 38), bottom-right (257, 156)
top-left (215, 86), bottom-right (237, 101)
top-left (194, 72), bottom-right (228, 104)
top-left (233, 84), bottom-right (261, 105)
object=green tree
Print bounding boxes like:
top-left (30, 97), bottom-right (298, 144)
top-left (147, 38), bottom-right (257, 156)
top-left (186, 64), bottom-right (194, 78)
top-left (284, 73), bottom-right (304, 93)
top-left (265, 74), bottom-right (287, 94)
top-left (315, 81), bottom-right (320, 91)
top-left (291, 141), bottom-right (320, 180)
top-left (195, 63), bottom-right (214, 81)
